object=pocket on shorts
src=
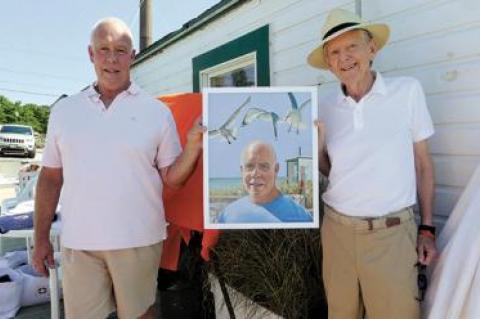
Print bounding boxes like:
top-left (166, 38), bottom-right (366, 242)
top-left (401, 221), bottom-right (420, 301)
top-left (403, 220), bottom-right (418, 252)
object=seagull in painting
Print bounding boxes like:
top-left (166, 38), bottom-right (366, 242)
top-left (208, 96), bottom-right (251, 144)
top-left (284, 92), bottom-right (311, 134)
top-left (241, 107), bottom-right (281, 140)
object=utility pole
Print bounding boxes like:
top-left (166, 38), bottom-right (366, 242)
top-left (355, 0), bottom-right (362, 17)
top-left (140, 0), bottom-right (152, 51)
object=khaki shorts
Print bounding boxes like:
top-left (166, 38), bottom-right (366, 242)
top-left (62, 242), bottom-right (162, 319)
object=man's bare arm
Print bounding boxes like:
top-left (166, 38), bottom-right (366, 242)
top-left (414, 140), bottom-right (435, 226)
top-left (414, 140), bottom-right (437, 265)
top-left (315, 120), bottom-right (331, 177)
top-left (160, 117), bottom-right (205, 189)
top-left (33, 167), bottom-right (63, 276)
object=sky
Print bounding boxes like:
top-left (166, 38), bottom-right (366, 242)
top-left (206, 90), bottom-right (316, 178)
top-left (0, 0), bottom-right (219, 106)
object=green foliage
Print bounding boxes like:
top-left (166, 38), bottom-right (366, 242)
top-left (0, 95), bottom-right (50, 134)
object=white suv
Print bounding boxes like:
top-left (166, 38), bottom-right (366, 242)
top-left (0, 124), bottom-right (36, 158)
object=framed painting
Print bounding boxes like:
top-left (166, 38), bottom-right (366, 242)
top-left (203, 87), bottom-right (319, 229)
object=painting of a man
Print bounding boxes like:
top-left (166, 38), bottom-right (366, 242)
top-left (204, 87), bottom-right (318, 229)
top-left (218, 140), bottom-right (312, 223)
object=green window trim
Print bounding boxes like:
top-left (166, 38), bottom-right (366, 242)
top-left (192, 24), bottom-right (270, 92)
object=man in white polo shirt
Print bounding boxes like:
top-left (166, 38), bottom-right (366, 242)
top-left (32, 17), bottom-right (204, 319)
top-left (307, 9), bottom-right (437, 319)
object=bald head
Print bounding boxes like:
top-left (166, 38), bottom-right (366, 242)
top-left (88, 17), bottom-right (136, 99)
top-left (90, 17), bottom-right (134, 50)
top-left (241, 141), bottom-right (277, 165)
top-left (241, 140), bottom-right (280, 204)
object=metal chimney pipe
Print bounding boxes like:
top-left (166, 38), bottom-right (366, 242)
top-left (140, 0), bottom-right (152, 51)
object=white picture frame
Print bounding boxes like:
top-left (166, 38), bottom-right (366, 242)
top-left (203, 87), bottom-right (319, 229)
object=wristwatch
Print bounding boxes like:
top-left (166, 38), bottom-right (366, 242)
top-left (418, 224), bottom-right (436, 239)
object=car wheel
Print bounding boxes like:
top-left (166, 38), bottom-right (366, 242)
top-left (27, 150), bottom-right (36, 158)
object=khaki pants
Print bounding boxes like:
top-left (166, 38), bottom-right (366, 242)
top-left (62, 242), bottom-right (162, 319)
top-left (321, 206), bottom-right (420, 319)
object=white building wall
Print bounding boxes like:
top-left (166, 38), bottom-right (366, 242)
top-left (364, 0), bottom-right (480, 223)
top-left (132, 0), bottom-right (480, 224)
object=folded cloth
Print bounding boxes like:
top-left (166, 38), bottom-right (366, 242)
top-left (5, 199), bottom-right (61, 216)
top-left (0, 251), bottom-right (28, 269)
top-left (6, 200), bottom-right (35, 215)
top-left (0, 267), bottom-right (23, 318)
top-left (0, 213), bottom-right (57, 234)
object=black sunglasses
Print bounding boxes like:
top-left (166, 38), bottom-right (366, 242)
top-left (415, 262), bottom-right (428, 302)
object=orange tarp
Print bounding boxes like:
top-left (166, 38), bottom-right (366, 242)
top-left (159, 93), bottom-right (219, 270)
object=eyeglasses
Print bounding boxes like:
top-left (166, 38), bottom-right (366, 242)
top-left (415, 262), bottom-right (428, 302)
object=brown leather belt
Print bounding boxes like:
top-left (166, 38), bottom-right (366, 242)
top-left (324, 205), bottom-right (414, 231)
top-left (362, 216), bottom-right (401, 230)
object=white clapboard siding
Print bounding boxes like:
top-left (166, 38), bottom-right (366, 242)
top-left (429, 124), bottom-right (480, 156)
top-left (434, 155), bottom-right (480, 187)
top-left (379, 26), bottom-right (480, 73)
top-left (366, 0), bottom-right (480, 43)
top-left (434, 185), bottom-right (463, 219)
top-left (369, 0), bottom-right (480, 222)
top-left (362, 0), bottom-right (433, 20)
top-left (428, 91), bottom-right (480, 125)
top-left (383, 57), bottom-right (480, 95)
top-left (269, 0), bottom-right (349, 53)
top-left (132, 0), bottom-right (480, 224)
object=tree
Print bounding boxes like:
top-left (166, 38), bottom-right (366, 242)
top-left (0, 95), bottom-right (50, 134)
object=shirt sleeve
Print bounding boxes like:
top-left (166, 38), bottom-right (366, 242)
top-left (155, 109), bottom-right (182, 169)
top-left (41, 106), bottom-right (63, 168)
top-left (409, 79), bottom-right (434, 142)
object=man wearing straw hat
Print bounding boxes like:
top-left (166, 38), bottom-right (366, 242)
top-left (308, 9), bottom-right (437, 319)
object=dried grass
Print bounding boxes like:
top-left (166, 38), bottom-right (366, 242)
top-left (211, 227), bottom-right (325, 318)
top-left (208, 176), bottom-right (329, 318)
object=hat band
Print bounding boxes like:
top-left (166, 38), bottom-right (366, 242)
top-left (323, 22), bottom-right (360, 40)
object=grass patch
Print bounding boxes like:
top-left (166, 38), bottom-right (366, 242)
top-left (211, 222), bottom-right (326, 317)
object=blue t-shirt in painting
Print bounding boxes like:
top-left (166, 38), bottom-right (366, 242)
top-left (217, 194), bottom-right (312, 223)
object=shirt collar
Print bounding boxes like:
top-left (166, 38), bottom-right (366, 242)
top-left (126, 81), bottom-right (141, 95)
top-left (336, 71), bottom-right (388, 104)
top-left (84, 81), bottom-right (140, 101)
top-left (370, 72), bottom-right (387, 97)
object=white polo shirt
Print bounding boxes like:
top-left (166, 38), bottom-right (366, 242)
top-left (320, 73), bottom-right (434, 217)
top-left (42, 82), bottom-right (181, 250)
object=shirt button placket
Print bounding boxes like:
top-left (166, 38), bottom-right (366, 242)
top-left (353, 101), bottom-right (364, 130)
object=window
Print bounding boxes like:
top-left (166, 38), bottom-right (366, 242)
top-left (0, 125), bottom-right (33, 135)
top-left (192, 25), bottom-right (269, 91)
top-left (201, 52), bottom-right (256, 88)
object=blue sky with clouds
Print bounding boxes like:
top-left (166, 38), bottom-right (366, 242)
top-left (206, 90), bottom-right (315, 178)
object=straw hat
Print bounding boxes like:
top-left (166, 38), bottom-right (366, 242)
top-left (307, 9), bottom-right (390, 69)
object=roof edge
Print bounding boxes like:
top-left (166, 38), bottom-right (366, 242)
top-left (132, 0), bottom-right (246, 67)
